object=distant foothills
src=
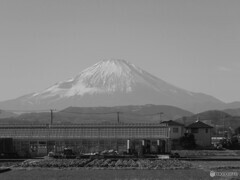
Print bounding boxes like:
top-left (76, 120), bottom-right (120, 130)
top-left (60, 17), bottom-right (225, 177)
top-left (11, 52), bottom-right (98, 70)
top-left (1, 105), bottom-right (240, 131)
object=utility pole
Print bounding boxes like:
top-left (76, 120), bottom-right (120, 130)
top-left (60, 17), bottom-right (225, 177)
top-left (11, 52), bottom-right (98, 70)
top-left (159, 112), bottom-right (164, 123)
top-left (117, 112), bottom-right (122, 123)
top-left (182, 116), bottom-right (186, 126)
top-left (117, 112), bottom-right (120, 123)
top-left (223, 114), bottom-right (226, 137)
top-left (50, 109), bottom-right (56, 126)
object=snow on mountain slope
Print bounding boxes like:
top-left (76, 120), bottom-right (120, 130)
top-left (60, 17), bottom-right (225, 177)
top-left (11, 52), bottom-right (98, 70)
top-left (32, 59), bottom-right (192, 99)
top-left (0, 59), bottom-right (227, 113)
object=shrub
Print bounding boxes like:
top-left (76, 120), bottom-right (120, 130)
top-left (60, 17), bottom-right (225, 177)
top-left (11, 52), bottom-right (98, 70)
top-left (179, 133), bottom-right (196, 149)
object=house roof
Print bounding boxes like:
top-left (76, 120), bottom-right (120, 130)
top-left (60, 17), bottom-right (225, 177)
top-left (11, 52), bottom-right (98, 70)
top-left (186, 121), bottom-right (213, 129)
top-left (161, 120), bottom-right (184, 126)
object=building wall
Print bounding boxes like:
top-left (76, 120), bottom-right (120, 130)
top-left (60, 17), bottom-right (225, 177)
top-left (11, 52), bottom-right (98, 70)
top-left (12, 138), bottom-right (169, 157)
top-left (170, 126), bottom-right (184, 139)
top-left (190, 128), bottom-right (212, 147)
top-left (0, 124), bottom-right (171, 157)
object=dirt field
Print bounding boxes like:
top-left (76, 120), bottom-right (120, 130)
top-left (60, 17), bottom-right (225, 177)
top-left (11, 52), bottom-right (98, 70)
top-left (190, 161), bottom-right (240, 170)
top-left (0, 160), bottom-right (240, 180)
top-left (0, 168), bottom-right (213, 180)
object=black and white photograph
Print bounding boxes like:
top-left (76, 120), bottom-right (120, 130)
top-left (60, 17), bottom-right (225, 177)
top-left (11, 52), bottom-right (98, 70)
top-left (0, 0), bottom-right (240, 179)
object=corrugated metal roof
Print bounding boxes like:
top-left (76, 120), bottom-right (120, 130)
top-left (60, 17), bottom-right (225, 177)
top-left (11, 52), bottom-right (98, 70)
top-left (0, 123), bottom-right (167, 129)
top-left (0, 125), bottom-right (170, 139)
top-left (161, 120), bottom-right (184, 126)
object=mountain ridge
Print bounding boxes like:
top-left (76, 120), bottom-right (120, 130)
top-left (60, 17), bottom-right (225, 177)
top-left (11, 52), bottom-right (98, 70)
top-left (0, 59), bottom-right (238, 113)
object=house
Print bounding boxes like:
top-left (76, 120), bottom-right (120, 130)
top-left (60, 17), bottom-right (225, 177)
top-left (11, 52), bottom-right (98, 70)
top-left (186, 121), bottom-right (213, 147)
top-left (161, 120), bottom-right (185, 150)
top-left (161, 120), bottom-right (184, 139)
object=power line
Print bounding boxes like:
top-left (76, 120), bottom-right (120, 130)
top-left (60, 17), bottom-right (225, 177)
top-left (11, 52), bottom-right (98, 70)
top-left (59, 110), bottom-right (120, 115)
top-left (59, 110), bottom-right (164, 118)
top-left (3, 109), bottom-right (51, 113)
top-left (3, 108), bottom-right (165, 117)
top-left (2, 109), bottom-right (167, 123)
top-left (127, 113), bottom-right (164, 117)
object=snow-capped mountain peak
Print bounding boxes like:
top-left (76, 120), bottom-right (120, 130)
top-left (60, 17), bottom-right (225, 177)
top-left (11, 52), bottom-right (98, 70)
top-left (76, 59), bottom-right (137, 91)
top-left (0, 59), bottom-right (226, 113)
top-left (35, 59), bottom-right (179, 99)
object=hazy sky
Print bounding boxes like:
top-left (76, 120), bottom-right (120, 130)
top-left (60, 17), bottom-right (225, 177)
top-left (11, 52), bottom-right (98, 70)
top-left (0, 0), bottom-right (240, 102)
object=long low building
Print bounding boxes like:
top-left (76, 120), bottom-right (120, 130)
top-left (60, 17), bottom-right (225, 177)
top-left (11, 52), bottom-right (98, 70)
top-left (0, 123), bottom-right (171, 157)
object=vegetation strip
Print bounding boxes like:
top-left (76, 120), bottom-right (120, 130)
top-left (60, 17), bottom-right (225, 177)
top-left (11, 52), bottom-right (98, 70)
top-left (13, 159), bottom-right (192, 170)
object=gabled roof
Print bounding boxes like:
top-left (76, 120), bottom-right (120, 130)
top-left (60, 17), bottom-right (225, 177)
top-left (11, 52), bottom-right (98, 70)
top-left (186, 121), bottom-right (213, 129)
top-left (161, 120), bottom-right (184, 126)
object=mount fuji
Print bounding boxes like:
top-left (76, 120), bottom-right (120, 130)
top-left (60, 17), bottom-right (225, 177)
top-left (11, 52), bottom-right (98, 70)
top-left (0, 59), bottom-right (229, 113)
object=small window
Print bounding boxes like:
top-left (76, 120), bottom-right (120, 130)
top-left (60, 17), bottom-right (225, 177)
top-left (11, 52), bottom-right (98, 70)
top-left (205, 128), bottom-right (208, 133)
top-left (173, 127), bottom-right (179, 133)
top-left (191, 128), bottom-right (198, 133)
